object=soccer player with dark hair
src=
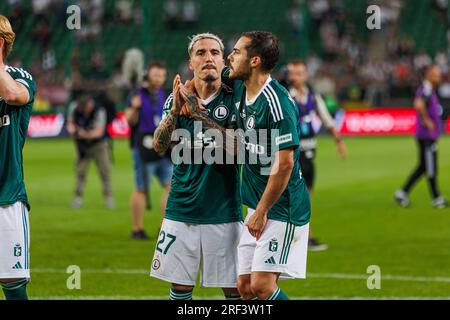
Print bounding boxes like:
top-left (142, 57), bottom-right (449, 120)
top-left (0, 15), bottom-right (36, 300)
top-left (395, 64), bottom-right (448, 208)
top-left (286, 60), bottom-right (347, 251)
top-left (179, 31), bottom-right (311, 300)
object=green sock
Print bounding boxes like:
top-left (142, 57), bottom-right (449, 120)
top-left (267, 287), bottom-right (289, 300)
top-left (1, 279), bottom-right (29, 300)
top-left (225, 294), bottom-right (242, 300)
top-left (170, 288), bottom-right (193, 300)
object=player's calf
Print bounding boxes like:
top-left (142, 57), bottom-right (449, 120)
top-left (0, 278), bottom-right (29, 300)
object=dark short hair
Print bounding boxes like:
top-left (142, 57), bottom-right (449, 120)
top-left (241, 31), bottom-right (280, 72)
top-left (148, 61), bottom-right (166, 71)
top-left (288, 59), bottom-right (306, 67)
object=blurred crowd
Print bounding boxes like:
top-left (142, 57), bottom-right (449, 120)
top-left (4, 0), bottom-right (450, 112)
top-left (284, 0), bottom-right (450, 107)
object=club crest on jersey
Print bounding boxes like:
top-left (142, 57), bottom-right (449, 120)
top-left (152, 258), bottom-right (161, 270)
top-left (246, 115), bottom-right (256, 130)
top-left (13, 244), bottom-right (22, 257)
top-left (213, 105), bottom-right (228, 120)
top-left (269, 239), bottom-right (278, 252)
top-left (0, 115), bottom-right (10, 128)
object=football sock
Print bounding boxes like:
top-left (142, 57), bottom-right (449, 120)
top-left (170, 288), bottom-right (193, 300)
top-left (267, 287), bottom-right (289, 300)
top-left (1, 278), bottom-right (29, 300)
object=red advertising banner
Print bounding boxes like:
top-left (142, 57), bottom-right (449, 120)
top-left (107, 112), bottom-right (130, 138)
top-left (339, 108), bottom-right (417, 135)
top-left (28, 113), bottom-right (66, 138)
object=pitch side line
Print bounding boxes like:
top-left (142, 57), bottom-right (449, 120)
top-left (32, 268), bottom-right (450, 284)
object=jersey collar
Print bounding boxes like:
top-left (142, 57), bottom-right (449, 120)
top-left (245, 76), bottom-right (272, 105)
top-left (199, 88), bottom-right (220, 106)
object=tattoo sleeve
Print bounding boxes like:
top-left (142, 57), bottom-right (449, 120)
top-left (184, 92), bottom-right (238, 156)
top-left (152, 107), bottom-right (179, 154)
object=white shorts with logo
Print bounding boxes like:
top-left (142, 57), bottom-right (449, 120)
top-left (150, 218), bottom-right (243, 288)
top-left (0, 202), bottom-right (30, 279)
top-left (238, 208), bottom-right (309, 279)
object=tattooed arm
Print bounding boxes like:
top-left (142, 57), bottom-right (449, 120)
top-left (179, 83), bottom-right (238, 156)
top-left (152, 75), bottom-right (182, 154)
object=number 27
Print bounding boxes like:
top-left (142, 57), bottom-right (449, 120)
top-left (156, 231), bottom-right (176, 254)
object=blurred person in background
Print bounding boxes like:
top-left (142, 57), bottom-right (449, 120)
top-left (67, 95), bottom-right (115, 210)
top-left (286, 60), bottom-right (347, 251)
top-left (124, 62), bottom-right (172, 240)
top-left (395, 64), bottom-right (448, 209)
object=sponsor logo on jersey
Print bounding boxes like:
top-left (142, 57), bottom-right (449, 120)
top-left (213, 105), bottom-right (228, 120)
top-left (14, 244), bottom-right (22, 257)
top-left (269, 238), bottom-right (278, 252)
top-left (275, 134), bottom-right (292, 146)
top-left (179, 131), bottom-right (218, 149)
top-left (246, 115), bottom-right (255, 130)
top-left (12, 261), bottom-right (23, 270)
top-left (0, 115), bottom-right (11, 128)
top-left (235, 102), bottom-right (241, 109)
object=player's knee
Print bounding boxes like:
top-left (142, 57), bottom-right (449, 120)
top-left (237, 278), bottom-right (253, 300)
top-left (172, 284), bottom-right (194, 292)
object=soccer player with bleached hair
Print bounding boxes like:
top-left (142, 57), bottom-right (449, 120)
top-left (179, 31), bottom-right (311, 300)
top-left (149, 33), bottom-right (242, 300)
top-left (0, 15), bottom-right (36, 300)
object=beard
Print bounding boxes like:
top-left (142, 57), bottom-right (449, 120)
top-left (229, 62), bottom-right (251, 81)
top-left (201, 73), bottom-right (218, 82)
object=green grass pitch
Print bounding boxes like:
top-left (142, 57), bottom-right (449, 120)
top-left (8, 136), bottom-right (450, 300)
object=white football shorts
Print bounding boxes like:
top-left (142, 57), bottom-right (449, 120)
top-left (0, 202), bottom-right (30, 279)
top-left (150, 218), bottom-right (243, 288)
top-left (238, 208), bottom-right (309, 279)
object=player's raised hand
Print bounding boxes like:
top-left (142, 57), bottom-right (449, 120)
top-left (179, 81), bottom-right (204, 114)
top-left (245, 209), bottom-right (268, 241)
top-left (171, 74), bottom-right (183, 115)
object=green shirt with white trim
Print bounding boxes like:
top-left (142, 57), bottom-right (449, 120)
top-left (161, 83), bottom-right (242, 224)
top-left (0, 66), bottom-right (36, 211)
top-left (224, 68), bottom-right (311, 226)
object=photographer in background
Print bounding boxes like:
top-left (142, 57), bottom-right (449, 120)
top-left (67, 95), bottom-right (115, 210)
top-left (125, 62), bottom-right (172, 240)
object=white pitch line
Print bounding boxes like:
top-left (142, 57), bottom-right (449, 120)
top-left (31, 268), bottom-right (450, 284)
top-left (29, 295), bottom-right (450, 300)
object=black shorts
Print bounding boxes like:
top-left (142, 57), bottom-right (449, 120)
top-left (299, 149), bottom-right (316, 189)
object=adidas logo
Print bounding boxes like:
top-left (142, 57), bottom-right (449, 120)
top-left (264, 257), bottom-right (276, 265)
top-left (12, 262), bottom-right (23, 270)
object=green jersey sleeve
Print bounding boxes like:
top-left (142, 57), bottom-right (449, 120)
top-left (269, 95), bottom-right (299, 151)
top-left (162, 93), bottom-right (174, 121)
top-left (6, 66), bottom-right (36, 105)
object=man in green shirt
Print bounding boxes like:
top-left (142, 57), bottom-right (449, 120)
top-left (179, 31), bottom-right (311, 300)
top-left (149, 33), bottom-right (242, 300)
top-left (0, 15), bottom-right (36, 300)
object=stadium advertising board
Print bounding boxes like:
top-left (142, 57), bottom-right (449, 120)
top-left (28, 109), bottom-right (450, 138)
top-left (339, 108), bottom-right (417, 136)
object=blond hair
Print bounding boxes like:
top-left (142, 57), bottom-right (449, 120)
top-left (188, 33), bottom-right (224, 57)
top-left (0, 15), bottom-right (15, 60)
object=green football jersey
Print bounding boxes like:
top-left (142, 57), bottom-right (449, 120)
top-left (226, 69), bottom-right (311, 226)
top-left (162, 83), bottom-right (242, 224)
top-left (0, 66), bottom-right (36, 211)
